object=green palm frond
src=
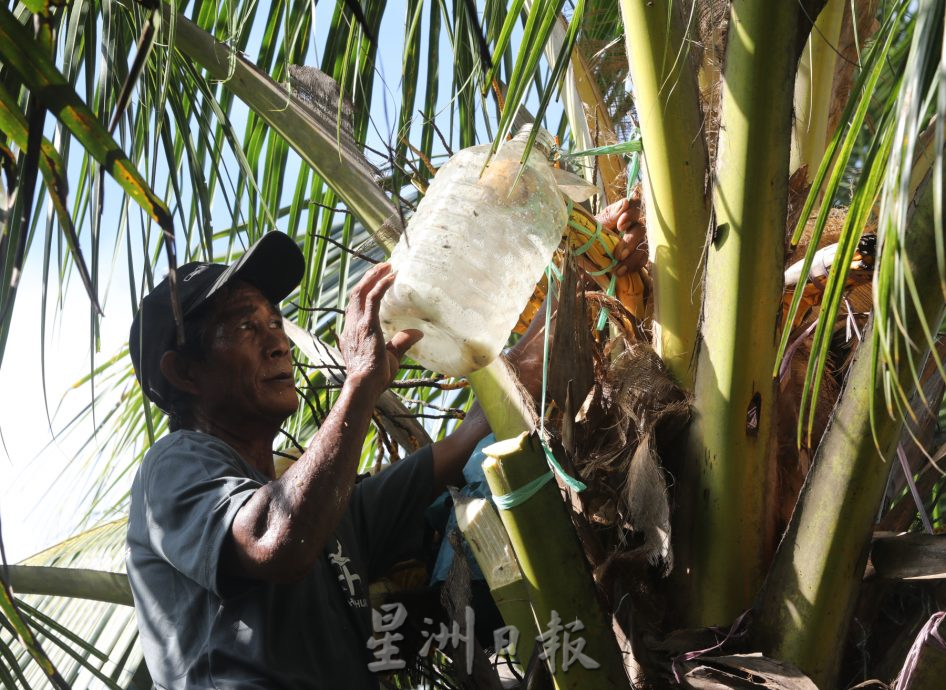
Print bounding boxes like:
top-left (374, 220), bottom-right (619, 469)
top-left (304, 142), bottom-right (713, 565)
top-left (775, 0), bottom-right (914, 445)
top-left (872, 0), bottom-right (946, 427)
top-left (0, 0), bottom-right (589, 531)
top-left (1, 521), bottom-right (144, 690)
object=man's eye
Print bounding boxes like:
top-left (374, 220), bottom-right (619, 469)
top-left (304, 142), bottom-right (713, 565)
top-left (270, 318), bottom-right (283, 329)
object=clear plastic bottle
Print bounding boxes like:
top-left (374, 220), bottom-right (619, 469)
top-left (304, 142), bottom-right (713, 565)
top-left (380, 126), bottom-right (567, 377)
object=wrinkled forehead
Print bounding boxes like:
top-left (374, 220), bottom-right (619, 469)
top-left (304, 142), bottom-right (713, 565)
top-left (206, 281), bottom-right (280, 325)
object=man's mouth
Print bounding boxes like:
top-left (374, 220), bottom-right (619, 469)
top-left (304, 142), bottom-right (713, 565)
top-left (267, 372), bottom-right (295, 385)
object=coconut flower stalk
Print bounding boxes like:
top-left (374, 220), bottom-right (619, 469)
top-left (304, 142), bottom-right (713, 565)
top-left (482, 432), bottom-right (630, 689)
top-left (453, 495), bottom-right (539, 664)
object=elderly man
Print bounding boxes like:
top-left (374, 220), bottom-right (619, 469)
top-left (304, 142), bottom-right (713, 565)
top-left (126, 199), bottom-right (644, 688)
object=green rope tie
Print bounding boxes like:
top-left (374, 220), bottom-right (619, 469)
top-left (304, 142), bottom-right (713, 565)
top-left (586, 258), bottom-right (618, 276)
top-left (595, 273), bottom-right (617, 331)
top-left (626, 152), bottom-right (641, 193)
top-left (539, 265), bottom-right (586, 494)
top-left (493, 471), bottom-right (554, 510)
top-left (569, 219), bottom-right (603, 256)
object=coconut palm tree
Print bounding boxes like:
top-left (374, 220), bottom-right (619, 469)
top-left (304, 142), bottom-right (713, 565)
top-left (2, 0), bottom-right (945, 688)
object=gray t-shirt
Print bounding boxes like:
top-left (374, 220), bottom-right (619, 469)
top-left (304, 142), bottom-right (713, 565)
top-left (126, 430), bottom-right (433, 689)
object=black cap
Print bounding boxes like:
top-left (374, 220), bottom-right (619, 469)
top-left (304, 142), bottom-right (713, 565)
top-left (129, 232), bottom-right (305, 413)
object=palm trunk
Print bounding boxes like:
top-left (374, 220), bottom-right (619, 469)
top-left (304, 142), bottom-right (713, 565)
top-left (618, 0), bottom-right (710, 389)
top-left (753, 168), bottom-right (946, 688)
top-left (679, 0), bottom-right (813, 626)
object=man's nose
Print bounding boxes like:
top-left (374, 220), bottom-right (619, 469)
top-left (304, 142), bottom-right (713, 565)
top-left (266, 327), bottom-right (290, 358)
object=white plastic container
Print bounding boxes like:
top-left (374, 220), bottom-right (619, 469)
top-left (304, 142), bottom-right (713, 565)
top-left (380, 126), bottom-right (567, 377)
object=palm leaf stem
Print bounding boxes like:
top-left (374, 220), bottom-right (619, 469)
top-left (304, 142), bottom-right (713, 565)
top-left (754, 161), bottom-right (946, 688)
top-left (5, 566), bottom-right (132, 607)
top-left (482, 433), bottom-right (630, 689)
top-left (618, 0), bottom-right (710, 389)
top-left (680, 0), bottom-right (821, 627)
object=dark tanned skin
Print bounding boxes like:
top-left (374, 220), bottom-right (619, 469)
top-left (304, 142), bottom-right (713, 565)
top-left (157, 199), bottom-right (645, 585)
top-left (600, 188), bottom-right (648, 276)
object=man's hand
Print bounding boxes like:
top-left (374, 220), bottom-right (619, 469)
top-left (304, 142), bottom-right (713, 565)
top-left (596, 190), bottom-right (647, 276)
top-left (340, 263), bottom-right (422, 395)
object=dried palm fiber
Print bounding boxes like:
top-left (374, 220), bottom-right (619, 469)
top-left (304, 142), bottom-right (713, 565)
top-left (681, 0), bottom-right (729, 171)
top-left (562, 340), bottom-right (688, 684)
top-left (564, 336), bottom-right (689, 573)
top-left (528, 251), bottom-right (686, 569)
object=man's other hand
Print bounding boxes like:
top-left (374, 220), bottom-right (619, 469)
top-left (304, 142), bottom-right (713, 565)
top-left (596, 190), bottom-right (647, 276)
top-left (340, 263), bottom-right (422, 394)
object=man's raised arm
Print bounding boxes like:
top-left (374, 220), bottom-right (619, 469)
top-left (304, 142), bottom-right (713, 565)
top-left (222, 263), bottom-right (421, 583)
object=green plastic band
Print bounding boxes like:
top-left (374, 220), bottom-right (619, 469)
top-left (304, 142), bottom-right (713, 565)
top-left (572, 220), bottom-right (603, 256)
top-left (595, 273), bottom-right (617, 331)
top-left (537, 266), bottom-right (588, 494)
top-left (627, 152), bottom-right (641, 192)
top-left (587, 258), bottom-right (618, 276)
top-left (542, 442), bottom-right (586, 492)
top-left (493, 470), bottom-right (554, 510)
top-left (561, 199), bottom-right (574, 238)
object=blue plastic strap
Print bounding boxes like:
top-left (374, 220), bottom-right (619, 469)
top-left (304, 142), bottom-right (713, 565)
top-left (493, 470), bottom-right (554, 510)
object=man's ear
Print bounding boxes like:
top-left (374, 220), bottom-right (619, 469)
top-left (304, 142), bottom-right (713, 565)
top-left (159, 351), bottom-right (201, 397)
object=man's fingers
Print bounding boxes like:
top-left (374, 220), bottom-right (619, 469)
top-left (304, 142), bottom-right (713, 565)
top-left (364, 271), bottom-right (396, 318)
top-left (596, 198), bottom-right (628, 231)
top-left (386, 329), bottom-right (423, 361)
top-left (614, 224), bottom-right (648, 275)
top-left (347, 262), bottom-right (393, 318)
top-left (352, 262), bottom-right (392, 303)
top-left (618, 203), bottom-right (643, 231)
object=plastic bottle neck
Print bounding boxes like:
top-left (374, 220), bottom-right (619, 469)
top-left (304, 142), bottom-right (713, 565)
top-left (511, 125), bottom-right (554, 158)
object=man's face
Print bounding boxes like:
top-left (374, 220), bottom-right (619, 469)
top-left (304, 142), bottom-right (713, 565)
top-left (191, 282), bottom-right (298, 428)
